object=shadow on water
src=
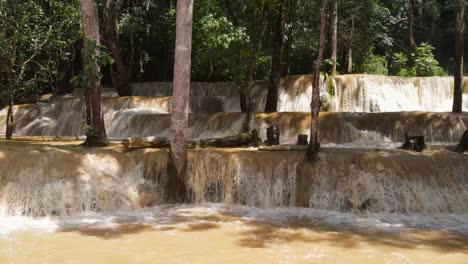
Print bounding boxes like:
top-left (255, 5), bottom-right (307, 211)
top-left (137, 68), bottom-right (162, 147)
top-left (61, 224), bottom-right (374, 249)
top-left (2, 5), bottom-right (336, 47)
top-left (54, 206), bottom-right (468, 253)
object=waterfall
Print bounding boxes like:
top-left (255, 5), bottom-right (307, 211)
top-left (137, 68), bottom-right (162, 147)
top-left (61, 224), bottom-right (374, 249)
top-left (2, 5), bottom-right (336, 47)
top-left (1, 75), bottom-right (467, 143)
top-left (250, 75), bottom-right (468, 112)
top-left (0, 143), bottom-right (466, 216)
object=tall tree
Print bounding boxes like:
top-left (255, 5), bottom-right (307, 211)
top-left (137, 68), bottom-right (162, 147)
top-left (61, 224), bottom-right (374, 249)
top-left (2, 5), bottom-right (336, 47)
top-left (81, 0), bottom-right (109, 147)
top-left (169, 0), bottom-right (193, 200)
top-left (346, 15), bottom-right (354, 73)
top-left (103, 0), bottom-right (132, 96)
top-left (307, 0), bottom-right (328, 161)
top-left (407, 0), bottom-right (419, 56)
top-left (329, 0), bottom-right (338, 75)
top-left (265, 0), bottom-right (289, 112)
top-left (453, 0), bottom-right (464, 113)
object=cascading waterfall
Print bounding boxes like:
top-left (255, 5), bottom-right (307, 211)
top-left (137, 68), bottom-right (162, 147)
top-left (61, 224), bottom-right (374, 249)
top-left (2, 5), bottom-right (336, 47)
top-left (1, 75), bottom-right (467, 141)
top-left (249, 75), bottom-right (468, 112)
top-left (0, 143), bottom-right (466, 216)
top-left (0, 75), bottom-right (467, 219)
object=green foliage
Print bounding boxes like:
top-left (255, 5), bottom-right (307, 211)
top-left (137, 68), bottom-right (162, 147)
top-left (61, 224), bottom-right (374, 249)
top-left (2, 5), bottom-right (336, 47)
top-left (413, 43), bottom-right (446, 77)
top-left (391, 52), bottom-right (415, 77)
top-left (0, 0), bottom-right (458, 104)
top-left (391, 43), bottom-right (446, 77)
top-left (322, 59), bottom-right (339, 75)
top-left (0, 0), bottom-right (80, 103)
top-left (359, 48), bottom-right (388, 75)
top-left (70, 42), bottom-right (114, 89)
top-left (192, 14), bottom-right (249, 81)
top-left (83, 124), bottom-right (96, 137)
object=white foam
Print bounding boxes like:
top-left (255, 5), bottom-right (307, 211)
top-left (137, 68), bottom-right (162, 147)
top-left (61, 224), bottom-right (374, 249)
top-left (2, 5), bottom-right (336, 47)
top-left (0, 204), bottom-right (466, 237)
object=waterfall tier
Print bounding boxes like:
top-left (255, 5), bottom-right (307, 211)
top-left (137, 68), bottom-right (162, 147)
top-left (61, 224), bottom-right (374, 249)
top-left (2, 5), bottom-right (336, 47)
top-left (0, 140), bottom-right (466, 216)
top-left (1, 75), bottom-right (468, 142)
top-left (2, 105), bottom-right (467, 143)
top-left (130, 75), bottom-right (468, 113)
top-left (251, 75), bottom-right (468, 112)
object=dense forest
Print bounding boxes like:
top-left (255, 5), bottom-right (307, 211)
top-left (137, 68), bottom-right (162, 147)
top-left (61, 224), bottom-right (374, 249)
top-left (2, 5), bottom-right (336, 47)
top-left (0, 0), bottom-right (465, 100)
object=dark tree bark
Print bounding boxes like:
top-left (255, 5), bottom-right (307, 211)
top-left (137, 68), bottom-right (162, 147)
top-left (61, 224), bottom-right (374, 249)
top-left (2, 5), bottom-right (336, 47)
top-left (265, 0), bottom-right (289, 112)
top-left (453, 0), bottom-right (464, 113)
top-left (307, 0), bottom-right (328, 162)
top-left (5, 101), bottom-right (13, 140)
top-left (239, 10), bottom-right (268, 131)
top-left (329, 0), bottom-right (338, 75)
top-left (407, 0), bottom-right (419, 56)
top-left (223, 0), bottom-right (238, 26)
top-left (168, 0), bottom-right (193, 201)
top-left (81, 0), bottom-right (109, 147)
top-left (103, 0), bottom-right (131, 96)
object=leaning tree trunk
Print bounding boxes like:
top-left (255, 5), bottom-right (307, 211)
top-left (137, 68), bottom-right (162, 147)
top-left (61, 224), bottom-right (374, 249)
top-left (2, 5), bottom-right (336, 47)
top-left (453, 0), bottom-right (464, 113)
top-left (168, 0), bottom-right (193, 202)
top-left (265, 0), bottom-right (289, 113)
top-left (407, 0), bottom-right (419, 56)
top-left (103, 0), bottom-right (131, 97)
top-left (307, 0), bottom-right (328, 162)
top-left (5, 100), bottom-right (14, 140)
top-left (81, 0), bottom-right (109, 147)
top-left (329, 0), bottom-right (338, 75)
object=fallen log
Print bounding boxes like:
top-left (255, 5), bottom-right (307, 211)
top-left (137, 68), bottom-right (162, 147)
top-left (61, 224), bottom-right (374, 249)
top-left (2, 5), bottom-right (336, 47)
top-left (455, 130), bottom-right (468, 153)
top-left (122, 137), bottom-right (170, 149)
top-left (122, 130), bottom-right (262, 150)
top-left (259, 145), bottom-right (307, 151)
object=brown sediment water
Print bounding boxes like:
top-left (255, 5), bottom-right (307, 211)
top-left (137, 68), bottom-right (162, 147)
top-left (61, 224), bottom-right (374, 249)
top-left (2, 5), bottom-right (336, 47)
top-left (0, 205), bottom-right (467, 264)
top-left (0, 139), bottom-right (467, 263)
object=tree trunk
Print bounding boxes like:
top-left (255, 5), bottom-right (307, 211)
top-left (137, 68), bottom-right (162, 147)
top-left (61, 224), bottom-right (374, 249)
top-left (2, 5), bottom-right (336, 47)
top-left (346, 16), bottom-right (354, 74)
top-left (307, 0), bottom-right (328, 162)
top-left (453, 0), bottom-right (464, 113)
top-left (81, 0), bottom-right (109, 147)
top-left (346, 46), bottom-right (353, 73)
top-left (223, 0), bottom-right (238, 26)
top-left (103, 0), bottom-right (131, 96)
top-left (265, 0), bottom-right (289, 113)
top-left (330, 0), bottom-right (338, 75)
top-left (407, 0), bottom-right (419, 56)
top-left (169, 0), bottom-right (193, 202)
top-left (5, 101), bottom-right (14, 140)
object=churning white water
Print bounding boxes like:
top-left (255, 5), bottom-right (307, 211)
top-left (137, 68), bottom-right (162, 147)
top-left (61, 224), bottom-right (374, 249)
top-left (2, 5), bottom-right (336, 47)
top-left (1, 204), bottom-right (467, 236)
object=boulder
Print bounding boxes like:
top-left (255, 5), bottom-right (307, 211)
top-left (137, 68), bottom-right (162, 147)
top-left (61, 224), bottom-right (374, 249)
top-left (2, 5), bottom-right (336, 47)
top-left (455, 130), bottom-right (468, 153)
top-left (400, 133), bottom-right (427, 152)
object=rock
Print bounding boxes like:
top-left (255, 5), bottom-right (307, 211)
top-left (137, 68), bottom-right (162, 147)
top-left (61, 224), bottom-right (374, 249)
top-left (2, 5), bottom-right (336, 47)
top-left (266, 125), bottom-right (280, 146)
top-left (297, 134), bottom-right (309, 145)
top-left (400, 133), bottom-right (427, 152)
top-left (320, 93), bottom-right (332, 112)
top-left (455, 130), bottom-right (468, 153)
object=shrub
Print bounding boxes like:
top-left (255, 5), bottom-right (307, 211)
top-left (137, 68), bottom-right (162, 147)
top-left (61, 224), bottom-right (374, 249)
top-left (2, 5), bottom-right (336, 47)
top-left (392, 43), bottom-right (446, 77)
top-left (413, 43), bottom-right (446, 76)
top-left (360, 50), bottom-right (388, 75)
